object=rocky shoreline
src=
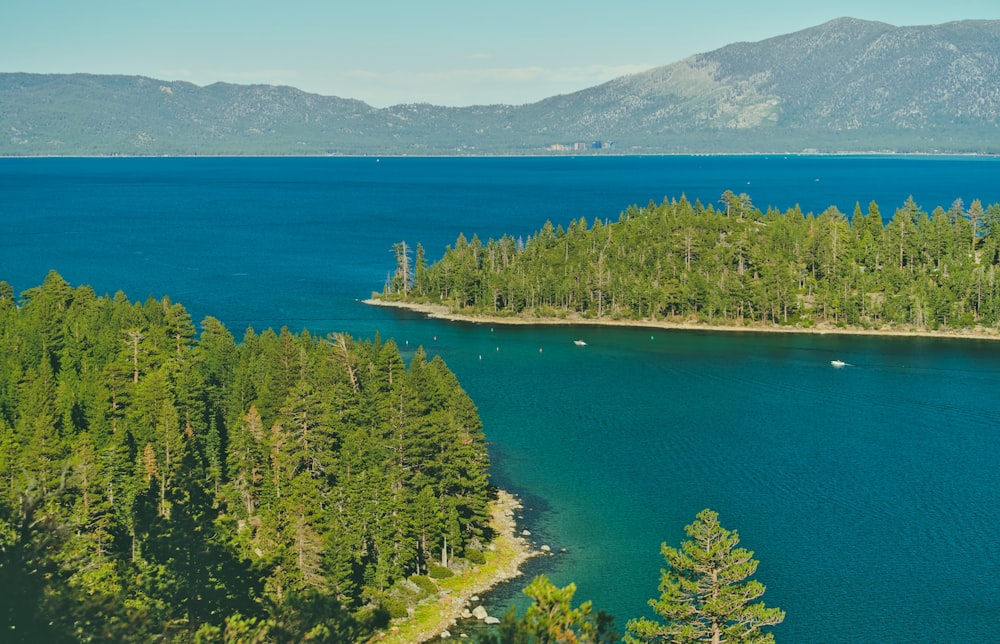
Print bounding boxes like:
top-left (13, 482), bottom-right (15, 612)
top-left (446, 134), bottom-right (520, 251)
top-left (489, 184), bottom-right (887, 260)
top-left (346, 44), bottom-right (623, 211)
top-left (438, 490), bottom-right (542, 638)
top-left (377, 489), bottom-right (542, 643)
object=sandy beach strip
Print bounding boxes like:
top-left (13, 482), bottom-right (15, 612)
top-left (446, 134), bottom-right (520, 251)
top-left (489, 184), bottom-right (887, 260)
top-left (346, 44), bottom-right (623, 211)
top-left (363, 298), bottom-right (1000, 341)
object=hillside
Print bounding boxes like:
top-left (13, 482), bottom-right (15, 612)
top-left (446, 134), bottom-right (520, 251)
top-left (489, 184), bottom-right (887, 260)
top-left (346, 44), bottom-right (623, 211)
top-left (2, 18), bottom-right (999, 155)
top-left (0, 272), bottom-right (495, 641)
top-left (518, 18), bottom-right (1000, 152)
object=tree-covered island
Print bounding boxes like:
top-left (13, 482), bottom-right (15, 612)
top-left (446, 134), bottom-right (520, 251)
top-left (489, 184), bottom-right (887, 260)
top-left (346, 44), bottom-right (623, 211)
top-left (374, 192), bottom-right (1000, 336)
top-left (0, 271), bottom-right (528, 642)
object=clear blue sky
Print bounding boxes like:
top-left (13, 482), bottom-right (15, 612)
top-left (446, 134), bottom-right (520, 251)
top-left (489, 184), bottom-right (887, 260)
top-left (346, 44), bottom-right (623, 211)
top-left (4, 1), bottom-right (999, 107)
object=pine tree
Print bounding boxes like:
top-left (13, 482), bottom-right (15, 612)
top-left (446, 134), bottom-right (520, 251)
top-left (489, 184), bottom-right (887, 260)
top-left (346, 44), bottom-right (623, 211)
top-left (16, 361), bottom-right (67, 496)
top-left (478, 575), bottom-right (617, 644)
top-left (625, 509), bottom-right (784, 644)
top-left (134, 434), bottom-right (264, 628)
top-left (226, 405), bottom-right (270, 520)
top-left (63, 432), bottom-right (120, 597)
top-left (0, 483), bottom-right (75, 643)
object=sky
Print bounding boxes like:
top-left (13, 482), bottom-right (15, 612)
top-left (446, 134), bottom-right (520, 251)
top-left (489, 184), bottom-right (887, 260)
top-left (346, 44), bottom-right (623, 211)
top-left (5, 1), bottom-right (1000, 107)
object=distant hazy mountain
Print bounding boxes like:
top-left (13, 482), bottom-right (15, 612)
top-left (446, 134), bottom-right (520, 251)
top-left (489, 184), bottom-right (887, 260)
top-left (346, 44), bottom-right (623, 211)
top-left (3, 18), bottom-right (999, 155)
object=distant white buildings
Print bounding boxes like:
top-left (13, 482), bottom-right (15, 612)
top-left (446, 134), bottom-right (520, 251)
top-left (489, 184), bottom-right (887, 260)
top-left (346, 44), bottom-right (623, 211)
top-left (546, 140), bottom-right (615, 152)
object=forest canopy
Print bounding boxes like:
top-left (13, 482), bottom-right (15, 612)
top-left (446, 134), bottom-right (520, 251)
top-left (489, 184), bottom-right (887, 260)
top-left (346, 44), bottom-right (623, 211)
top-left (382, 192), bottom-right (1000, 331)
top-left (0, 271), bottom-right (493, 642)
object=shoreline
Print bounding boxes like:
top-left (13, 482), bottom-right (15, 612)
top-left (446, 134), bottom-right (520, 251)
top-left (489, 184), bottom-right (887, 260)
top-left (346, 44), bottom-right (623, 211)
top-left (377, 489), bottom-right (540, 643)
top-left (363, 298), bottom-right (1000, 342)
top-left (3, 152), bottom-right (998, 159)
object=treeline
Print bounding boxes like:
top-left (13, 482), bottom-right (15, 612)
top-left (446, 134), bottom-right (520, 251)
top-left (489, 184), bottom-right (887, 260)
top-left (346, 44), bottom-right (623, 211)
top-left (0, 271), bottom-right (492, 642)
top-left (387, 191), bottom-right (1000, 330)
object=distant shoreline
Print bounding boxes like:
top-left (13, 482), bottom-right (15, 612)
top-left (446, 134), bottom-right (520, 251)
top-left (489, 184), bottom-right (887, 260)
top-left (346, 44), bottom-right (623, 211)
top-left (363, 298), bottom-right (1000, 342)
top-left (2, 151), bottom-right (998, 159)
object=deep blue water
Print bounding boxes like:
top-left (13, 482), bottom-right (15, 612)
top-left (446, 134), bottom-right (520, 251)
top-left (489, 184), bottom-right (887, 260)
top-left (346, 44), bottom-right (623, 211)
top-left (3, 156), bottom-right (1000, 641)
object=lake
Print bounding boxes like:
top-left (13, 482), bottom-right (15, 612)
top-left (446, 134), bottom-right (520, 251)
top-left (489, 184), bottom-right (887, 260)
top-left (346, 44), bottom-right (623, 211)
top-left (3, 155), bottom-right (1000, 641)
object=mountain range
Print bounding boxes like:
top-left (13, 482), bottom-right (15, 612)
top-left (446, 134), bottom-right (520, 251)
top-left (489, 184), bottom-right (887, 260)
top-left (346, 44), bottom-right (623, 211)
top-left (3, 17), bottom-right (999, 156)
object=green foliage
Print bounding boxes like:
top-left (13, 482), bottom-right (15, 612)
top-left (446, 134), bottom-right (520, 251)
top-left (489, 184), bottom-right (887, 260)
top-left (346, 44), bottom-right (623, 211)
top-left (478, 574), bottom-right (617, 644)
top-left (0, 483), bottom-right (75, 643)
top-left (382, 596), bottom-right (411, 620)
top-left (0, 274), bottom-right (493, 641)
top-left (624, 509), bottom-right (784, 644)
top-left (263, 590), bottom-right (389, 643)
top-left (396, 193), bottom-right (1000, 332)
top-left (428, 563), bottom-right (455, 579)
top-left (410, 574), bottom-right (438, 594)
top-left (465, 548), bottom-right (487, 565)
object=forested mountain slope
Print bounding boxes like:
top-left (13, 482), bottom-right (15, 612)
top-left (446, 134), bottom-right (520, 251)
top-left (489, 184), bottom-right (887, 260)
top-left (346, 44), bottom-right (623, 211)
top-left (0, 272), bottom-right (492, 641)
top-left (3, 18), bottom-right (999, 154)
top-left (382, 193), bottom-right (1000, 332)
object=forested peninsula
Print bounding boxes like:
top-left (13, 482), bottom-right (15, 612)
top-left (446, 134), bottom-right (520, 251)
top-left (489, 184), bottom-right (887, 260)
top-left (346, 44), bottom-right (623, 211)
top-left (0, 272), bottom-right (517, 642)
top-left (375, 192), bottom-right (1000, 337)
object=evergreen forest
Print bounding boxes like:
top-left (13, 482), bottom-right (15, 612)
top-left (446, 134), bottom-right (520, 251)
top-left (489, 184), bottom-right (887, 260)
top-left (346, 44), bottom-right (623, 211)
top-left (0, 271), bottom-right (493, 642)
top-left (385, 192), bottom-right (1000, 332)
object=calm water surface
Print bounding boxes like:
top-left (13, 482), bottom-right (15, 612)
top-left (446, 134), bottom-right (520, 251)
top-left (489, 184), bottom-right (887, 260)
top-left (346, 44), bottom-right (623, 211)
top-left (3, 156), bottom-right (1000, 641)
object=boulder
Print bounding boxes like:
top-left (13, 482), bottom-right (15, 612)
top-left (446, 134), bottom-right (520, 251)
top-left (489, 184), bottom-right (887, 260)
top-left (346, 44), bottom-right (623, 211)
top-left (472, 605), bottom-right (489, 620)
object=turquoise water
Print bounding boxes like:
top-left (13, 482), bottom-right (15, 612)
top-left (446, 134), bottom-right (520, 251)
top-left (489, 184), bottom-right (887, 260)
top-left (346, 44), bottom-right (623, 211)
top-left (403, 317), bottom-right (1000, 641)
top-left (3, 156), bottom-right (1000, 640)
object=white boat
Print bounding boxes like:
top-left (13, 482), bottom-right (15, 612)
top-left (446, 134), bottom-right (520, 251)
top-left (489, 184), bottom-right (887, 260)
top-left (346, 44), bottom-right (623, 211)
top-left (574, 340), bottom-right (587, 346)
top-left (830, 359), bottom-right (848, 368)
